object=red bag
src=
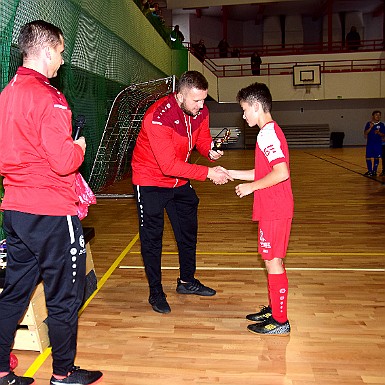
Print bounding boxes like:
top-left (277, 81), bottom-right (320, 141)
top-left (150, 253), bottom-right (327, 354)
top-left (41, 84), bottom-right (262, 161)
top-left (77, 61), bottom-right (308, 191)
top-left (74, 172), bottom-right (96, 220)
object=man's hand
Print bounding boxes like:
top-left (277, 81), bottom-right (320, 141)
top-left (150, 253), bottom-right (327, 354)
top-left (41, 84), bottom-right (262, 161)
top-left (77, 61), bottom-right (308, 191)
top-left (74, 136), bottom-right (86, 154)
top-left (207, 166), bottom-right (233, 185)
top-left (208, 149), bottom-right (224, 161)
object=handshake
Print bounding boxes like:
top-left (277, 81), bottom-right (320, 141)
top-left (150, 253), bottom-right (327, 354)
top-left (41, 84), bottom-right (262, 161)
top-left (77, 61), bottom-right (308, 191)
top-left (207, 166), bottom-right (233, 185)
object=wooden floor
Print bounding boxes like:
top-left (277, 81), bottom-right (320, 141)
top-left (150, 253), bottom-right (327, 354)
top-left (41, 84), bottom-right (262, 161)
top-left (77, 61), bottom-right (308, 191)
top-left (14, 147), bottom-right (385, 385)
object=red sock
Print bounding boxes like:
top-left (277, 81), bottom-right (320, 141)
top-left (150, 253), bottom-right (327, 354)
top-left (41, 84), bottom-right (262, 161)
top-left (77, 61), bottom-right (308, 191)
top-left (268, 271), bottom-right (288, 323)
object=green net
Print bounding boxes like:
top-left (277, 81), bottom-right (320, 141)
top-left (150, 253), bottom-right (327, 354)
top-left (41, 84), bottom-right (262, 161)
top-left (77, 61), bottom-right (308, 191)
top-left (89, 76), bottom-right (175, 193)
top-left (0, 0), bottom-right (188, 235)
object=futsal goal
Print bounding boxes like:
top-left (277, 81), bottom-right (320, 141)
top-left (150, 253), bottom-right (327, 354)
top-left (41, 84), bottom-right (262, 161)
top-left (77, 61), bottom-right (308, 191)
top-left (88, 76), bottom-right (176, 196)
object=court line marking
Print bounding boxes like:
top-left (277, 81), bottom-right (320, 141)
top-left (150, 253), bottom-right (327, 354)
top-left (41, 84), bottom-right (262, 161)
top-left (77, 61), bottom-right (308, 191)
top-left (24, 233), bottom-right (140, 377)
top-left (129, 251), bottom-right (385, 256)
top-left (306, 151), bottom-right (385, 184)
top-left (119, 266), bottom-right (384, 272)
top-left (23, 228), bottom-right (385, 376)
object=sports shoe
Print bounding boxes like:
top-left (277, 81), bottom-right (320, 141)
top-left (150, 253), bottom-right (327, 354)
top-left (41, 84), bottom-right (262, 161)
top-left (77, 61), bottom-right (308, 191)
top-left (247, 316), bottom-right (290, 336)
top-left (0, 372), bottom-right (35, 385)
top-left (149, 291), bottom-right (171, 313)
top-left (50, 366), bottom-right (103, 385)
top-left (176, 278), bottom-right (216, 296)
top-left (364, 171), bottom-right (373, 177)
top-left (380, 171), bottom-right (385, 176)
top-left (246, 305), bottom-right (272, 322)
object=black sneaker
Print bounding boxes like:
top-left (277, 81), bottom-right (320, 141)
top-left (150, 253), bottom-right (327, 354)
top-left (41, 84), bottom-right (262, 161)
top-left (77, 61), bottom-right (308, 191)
top-left (246, 305), bottom-right (272, 322)
top-left (149, 291), bottom-right (171, 313)
top-left (0, 372), bottom-right (35, 385)
top-left (176, 278), bottom-right (216, 296)
top-left (364, 171), bottom-right (373, 177)
top-left (50, 367), bottom-right (103, 385)
top-left (247, 316), bottom-right (290, 336)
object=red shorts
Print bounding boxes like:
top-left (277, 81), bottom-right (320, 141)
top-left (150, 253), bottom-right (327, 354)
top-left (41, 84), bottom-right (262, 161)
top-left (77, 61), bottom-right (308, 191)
top-left (258, 218), bottom-right (292, 260)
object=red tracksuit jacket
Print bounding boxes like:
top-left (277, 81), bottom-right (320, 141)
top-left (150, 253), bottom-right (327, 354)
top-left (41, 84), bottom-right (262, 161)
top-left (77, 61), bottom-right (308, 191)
top-left (132, 92), bottom-right (213, 188)
top-left (0, 67), bottom-right (84, 216)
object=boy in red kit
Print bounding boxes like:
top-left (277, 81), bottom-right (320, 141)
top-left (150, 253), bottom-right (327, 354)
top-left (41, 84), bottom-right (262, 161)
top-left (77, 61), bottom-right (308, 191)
top-left (228, 82), bottom-right (293, 335)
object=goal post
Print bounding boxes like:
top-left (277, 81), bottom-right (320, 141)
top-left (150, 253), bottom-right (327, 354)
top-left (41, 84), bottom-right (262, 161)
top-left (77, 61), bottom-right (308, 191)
top-left (88, 76), bottom-right (175, 196)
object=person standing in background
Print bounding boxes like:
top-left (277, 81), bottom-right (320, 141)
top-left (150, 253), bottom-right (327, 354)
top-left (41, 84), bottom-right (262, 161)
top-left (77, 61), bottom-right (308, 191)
top-left (251, 52), bottom-right (262, 75)
top-left (218, 38), bottom-right (230, 58)
top-left (346, 26), bottom-right (361, 50)
top-left (363, 110), bottom-right (385, 177)
top-left (170, 25), bottom-right (184, 48)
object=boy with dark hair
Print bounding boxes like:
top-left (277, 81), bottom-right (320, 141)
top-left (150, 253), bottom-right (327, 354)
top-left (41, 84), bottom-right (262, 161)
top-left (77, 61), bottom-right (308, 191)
top-left (228, 82), bottom-right (293, 335)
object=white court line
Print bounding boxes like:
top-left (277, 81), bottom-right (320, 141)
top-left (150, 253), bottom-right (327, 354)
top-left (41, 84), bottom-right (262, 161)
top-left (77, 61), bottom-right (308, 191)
top-left (129, 251), bottom-right (385, 256)
top-left (119, 266), bottom-right (385, 272)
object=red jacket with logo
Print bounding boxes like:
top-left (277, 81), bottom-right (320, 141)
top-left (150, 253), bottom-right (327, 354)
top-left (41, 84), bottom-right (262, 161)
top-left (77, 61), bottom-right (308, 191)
top-left (0, 67), bottom-right (84, 216)
top-left (132, 93), bottom-right (213, 188)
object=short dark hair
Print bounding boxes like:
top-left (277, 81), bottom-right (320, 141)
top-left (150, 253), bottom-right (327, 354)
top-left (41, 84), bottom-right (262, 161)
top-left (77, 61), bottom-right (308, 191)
top-left (18, 20), bottom-right (63, 58)
top-left (177, 71), bottom-right (208, 93)
top-left (236, 82), bottom-right (272, 113)
top-left (372, 110), bottom-right (381, 116)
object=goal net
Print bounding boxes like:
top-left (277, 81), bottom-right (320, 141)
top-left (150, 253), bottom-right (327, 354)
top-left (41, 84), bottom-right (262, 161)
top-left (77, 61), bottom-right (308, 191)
top-left (88, 76), bottom-right (175, 195)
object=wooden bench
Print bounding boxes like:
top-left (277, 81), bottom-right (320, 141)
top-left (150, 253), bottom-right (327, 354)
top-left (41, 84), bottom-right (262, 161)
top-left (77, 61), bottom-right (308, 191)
top-left (0, 227), bottom-right (97, 352)
top-left (244, 124), bottom-right (330, 149)
top-left (281, 124), bottom-right (330, 148)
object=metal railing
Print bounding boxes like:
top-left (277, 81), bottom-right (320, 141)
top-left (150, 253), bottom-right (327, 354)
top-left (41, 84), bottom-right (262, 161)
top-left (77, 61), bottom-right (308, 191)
top-left (203, 57), bottom-right (385, 78)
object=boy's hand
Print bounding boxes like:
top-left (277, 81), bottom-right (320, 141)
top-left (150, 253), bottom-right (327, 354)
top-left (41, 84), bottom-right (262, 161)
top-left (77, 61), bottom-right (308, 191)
top-left (235, 183), bottom-right (254, 198)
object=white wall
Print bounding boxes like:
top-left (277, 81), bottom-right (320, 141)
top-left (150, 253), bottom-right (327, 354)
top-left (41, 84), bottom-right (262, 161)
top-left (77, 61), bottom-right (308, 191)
top-left (242, 20), bottom-right (263, 48)
top-left (263, 16), bottom-right (282, 47)
top-left (189, 14), bottom-right (222, 47)
top-left (206, 98), bottom-right (384, 147)
top-left (345, 11), bottom-right (364, 41)
top-left (364, 12), bottom-right (383, 41)
top-left (286, 14), bottom-right (303, 45)
top-left (182, 8), bottom-right (385, 147)
top-left (302, 15), bottom-right (323, 47)
top-left (172, 13), bottom-right (191, 43)
top-left (184, 7), bottom-right (384, 52)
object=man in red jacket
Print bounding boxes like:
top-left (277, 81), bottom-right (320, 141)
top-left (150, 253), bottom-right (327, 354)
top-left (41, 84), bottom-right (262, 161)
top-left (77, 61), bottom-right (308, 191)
top-left (0, 20), bottom-right (102, 385)
top-left (132, 71), bottom-right (231, 313)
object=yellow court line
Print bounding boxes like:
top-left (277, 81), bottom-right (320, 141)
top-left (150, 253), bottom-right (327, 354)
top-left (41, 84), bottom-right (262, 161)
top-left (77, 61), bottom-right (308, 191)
top-left (24, 233), bottom-right (140, 378)
top-left (130, 251), bottom-right (385, 256)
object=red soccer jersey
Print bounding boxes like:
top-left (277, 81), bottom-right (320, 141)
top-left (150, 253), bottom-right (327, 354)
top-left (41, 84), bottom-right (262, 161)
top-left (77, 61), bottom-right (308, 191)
top-left (252, 121), bottom-right (294, 221)
top-left (131, 93), bottom-right (212, 188)
top-left (0, 67), bottom-right (84, 216)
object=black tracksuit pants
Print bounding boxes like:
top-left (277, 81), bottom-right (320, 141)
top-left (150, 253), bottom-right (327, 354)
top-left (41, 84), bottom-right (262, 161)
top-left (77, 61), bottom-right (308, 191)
top-left (0, 211), bottom-right (86, 375)
top-left (134, 182), bottom-right (199, 294)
